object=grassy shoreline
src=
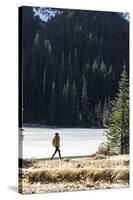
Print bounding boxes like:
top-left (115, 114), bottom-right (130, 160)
top-left (19, 154), bottom-right (129, 194)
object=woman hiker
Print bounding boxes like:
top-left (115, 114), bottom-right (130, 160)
top-left (51, 133), bottom-right (62, 160)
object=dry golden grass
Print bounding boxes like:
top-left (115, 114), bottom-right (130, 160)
top-left (26, 166), bottom-right (129, 184)
top-left (19, 154), bottom-right (129, 194)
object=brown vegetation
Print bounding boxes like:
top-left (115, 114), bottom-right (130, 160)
top-left (19, 155), bottom-right (129, 194)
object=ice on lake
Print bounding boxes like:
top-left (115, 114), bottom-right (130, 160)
top-left (19, 128), bottom-right (106, 159)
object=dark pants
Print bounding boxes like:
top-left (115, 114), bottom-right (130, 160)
top-left (51, 147), bottom-right (62, 160)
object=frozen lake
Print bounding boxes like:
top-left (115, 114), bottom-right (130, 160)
top-left (19, 128), bottom-right (107, 159)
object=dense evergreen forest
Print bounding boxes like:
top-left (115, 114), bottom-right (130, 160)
top-left (21, 7), bottom-right (129, 127)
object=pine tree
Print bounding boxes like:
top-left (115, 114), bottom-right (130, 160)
top-left (95, 101), bottom-right (103, 127)
top-left (100, 61), bottom-right (107, 97)
top-left (107, 65), bottom-right (115, 97)
top-left (22, 8), bottom-right (129, 126)
top-left (104, 65), bottom-right (129, 154)
top-left (81, 75), bottom-right (90, 125)
top-left (71, 81), bottom-right (79, 125)
top-left (57, 51), bottom-right (65, 125)
top-left (103, 96), bottom-right (111, 127)
top-left (73, 48), bottom-right (81, 97)
top-left (63, 79), bottom-right (71, 125)
top-left (48, 81), bottom-right (56, 124)
top-left (92, 59), bottom-right (99, 104)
